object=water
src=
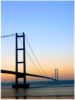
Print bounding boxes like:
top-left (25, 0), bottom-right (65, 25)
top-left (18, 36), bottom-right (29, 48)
top-left (1, 80), bottom-right (74, 99)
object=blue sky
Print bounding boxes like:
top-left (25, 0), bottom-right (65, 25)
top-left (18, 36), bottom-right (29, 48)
top-left (1, 1), bottom-right (74, 80)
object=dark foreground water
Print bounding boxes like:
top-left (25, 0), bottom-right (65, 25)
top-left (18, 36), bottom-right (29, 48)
top-left (1, 80), bottom-right (74, 99)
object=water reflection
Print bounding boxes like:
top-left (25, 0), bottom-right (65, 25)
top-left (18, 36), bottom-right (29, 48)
top-left (14, 88), bottom-right (27, 99)
top-left (1, 83), bottom-right (74, 99)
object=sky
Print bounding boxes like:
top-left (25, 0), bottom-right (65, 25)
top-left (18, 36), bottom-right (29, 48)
top-left (1, 1), bottom-right (74, 81)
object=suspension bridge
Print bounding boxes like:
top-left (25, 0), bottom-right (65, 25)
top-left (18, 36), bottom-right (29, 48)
top-left (1, 32), bottom-right (59, 88)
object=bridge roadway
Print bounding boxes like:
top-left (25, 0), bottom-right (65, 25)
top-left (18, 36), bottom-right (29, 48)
top-left (1, 70), bottom-right (56, 81)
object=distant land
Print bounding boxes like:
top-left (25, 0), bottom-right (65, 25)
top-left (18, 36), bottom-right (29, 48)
top-left (1, 80), bottom-right (74, 88)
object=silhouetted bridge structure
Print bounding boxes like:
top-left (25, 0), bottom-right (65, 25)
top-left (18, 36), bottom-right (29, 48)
top-left (1, 32), bottom-right (59, 88)
top-left (1, 70), bottom-right (56, 80)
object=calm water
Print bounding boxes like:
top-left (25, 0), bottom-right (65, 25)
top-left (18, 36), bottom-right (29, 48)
top-left (1, 81), bottom-right (74, 99)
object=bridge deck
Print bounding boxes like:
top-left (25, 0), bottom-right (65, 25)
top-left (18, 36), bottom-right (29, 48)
top-left (1, 70), bottom-right (56, 81)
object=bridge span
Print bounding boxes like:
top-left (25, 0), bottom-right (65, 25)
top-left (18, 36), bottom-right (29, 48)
top-left (1, 70), bottom-right (56, 81)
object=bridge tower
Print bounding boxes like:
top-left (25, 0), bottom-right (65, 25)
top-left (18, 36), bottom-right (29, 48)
top-left (55, 68), bottom-right (59, 80)
top-left (12, 32), bottom-right (29, 88)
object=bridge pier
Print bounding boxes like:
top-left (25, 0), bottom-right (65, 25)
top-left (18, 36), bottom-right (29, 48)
top-left (12, 84), bottom-right (30, 88)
